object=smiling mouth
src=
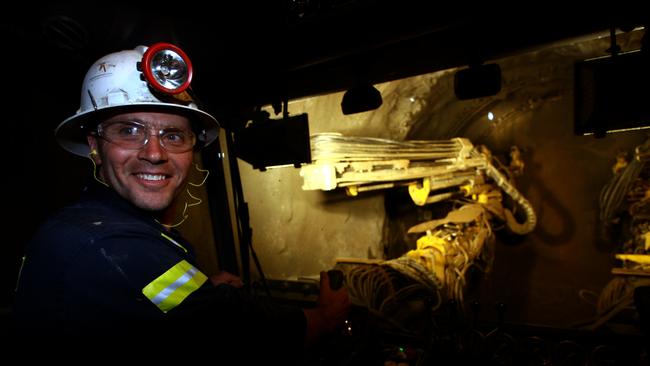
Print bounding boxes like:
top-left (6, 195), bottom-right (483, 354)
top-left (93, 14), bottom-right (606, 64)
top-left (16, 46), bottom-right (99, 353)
top-left (136, 173), bottom-right (169, 181)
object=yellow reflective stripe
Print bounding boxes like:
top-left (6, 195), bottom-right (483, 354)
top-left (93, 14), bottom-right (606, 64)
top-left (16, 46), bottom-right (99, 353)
top-left (160, 232), bottom-right (188, 253)
top-left (142, 260), bottom-right (207, 313)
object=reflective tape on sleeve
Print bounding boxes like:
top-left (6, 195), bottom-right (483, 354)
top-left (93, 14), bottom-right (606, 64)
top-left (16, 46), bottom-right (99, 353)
top-left (142, 260), bottom-right (207, 313)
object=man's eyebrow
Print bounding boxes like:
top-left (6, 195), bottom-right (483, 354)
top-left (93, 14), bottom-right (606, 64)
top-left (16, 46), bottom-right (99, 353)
top-left (104, 118), bottom-right (145, 124)
top-left (105, 118), bottom-right (190, 128)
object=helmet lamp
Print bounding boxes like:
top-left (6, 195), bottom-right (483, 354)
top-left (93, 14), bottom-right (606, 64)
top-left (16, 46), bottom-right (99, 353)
top-left (141, 42), bottom-right (193, 95)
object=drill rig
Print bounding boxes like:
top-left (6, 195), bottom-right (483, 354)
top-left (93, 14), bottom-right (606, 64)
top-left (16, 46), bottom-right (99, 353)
top-left (300, 133), bottom-right (536, 316)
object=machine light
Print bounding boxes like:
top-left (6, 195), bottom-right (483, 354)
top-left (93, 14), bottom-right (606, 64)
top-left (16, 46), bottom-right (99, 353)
top-left (341, 84), bottom-right (383, 115)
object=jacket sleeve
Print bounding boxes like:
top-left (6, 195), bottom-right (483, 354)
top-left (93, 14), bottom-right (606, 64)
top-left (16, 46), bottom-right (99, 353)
top-left (72, 230), bottom-right (307, 361)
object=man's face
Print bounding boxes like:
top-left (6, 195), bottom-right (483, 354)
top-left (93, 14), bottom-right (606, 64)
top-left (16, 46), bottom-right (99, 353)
top-left (87, 111), bottom-right (194, 212)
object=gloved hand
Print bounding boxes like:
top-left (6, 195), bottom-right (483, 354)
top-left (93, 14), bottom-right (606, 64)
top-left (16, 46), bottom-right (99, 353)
top-left (303, 270), bottom-right (351, 347)
top-left (209, 270), bottom-right (244, 288)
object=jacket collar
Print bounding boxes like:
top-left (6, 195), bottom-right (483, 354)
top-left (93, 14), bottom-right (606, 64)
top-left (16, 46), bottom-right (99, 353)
top-left (81, 180), bottom-right (175, 234)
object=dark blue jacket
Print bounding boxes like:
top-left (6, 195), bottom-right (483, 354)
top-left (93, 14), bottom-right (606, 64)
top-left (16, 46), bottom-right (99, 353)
top-left (13, 182), bottom-right (306, 359)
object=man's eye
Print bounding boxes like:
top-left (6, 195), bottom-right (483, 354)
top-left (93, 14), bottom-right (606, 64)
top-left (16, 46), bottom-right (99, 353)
top-left (163, 131), bottom-right (187, 143)
top-left (116, 124), bottom-right (143, 137)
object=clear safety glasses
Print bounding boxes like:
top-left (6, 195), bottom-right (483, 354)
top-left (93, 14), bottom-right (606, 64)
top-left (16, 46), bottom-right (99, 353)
top-left (95, 120), bottom-right (196, 153)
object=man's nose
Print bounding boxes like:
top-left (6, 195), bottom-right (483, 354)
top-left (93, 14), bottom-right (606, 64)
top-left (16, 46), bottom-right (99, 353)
top-left (138, 134), bottom-right (167, 162)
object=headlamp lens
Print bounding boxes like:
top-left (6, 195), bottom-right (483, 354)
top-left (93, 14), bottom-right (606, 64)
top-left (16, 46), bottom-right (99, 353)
top-left (141, 43), bottom-right (193, 95)
top-left (151, 50), bottom-right (189, 90)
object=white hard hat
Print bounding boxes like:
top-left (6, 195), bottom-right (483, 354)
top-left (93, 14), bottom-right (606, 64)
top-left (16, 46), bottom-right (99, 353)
top-left (55, 43), bottom-right (220, 157)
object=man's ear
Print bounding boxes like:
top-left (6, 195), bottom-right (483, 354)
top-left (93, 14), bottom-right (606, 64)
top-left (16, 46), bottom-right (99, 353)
top-left (86, 135), bottom-right (102, 164)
